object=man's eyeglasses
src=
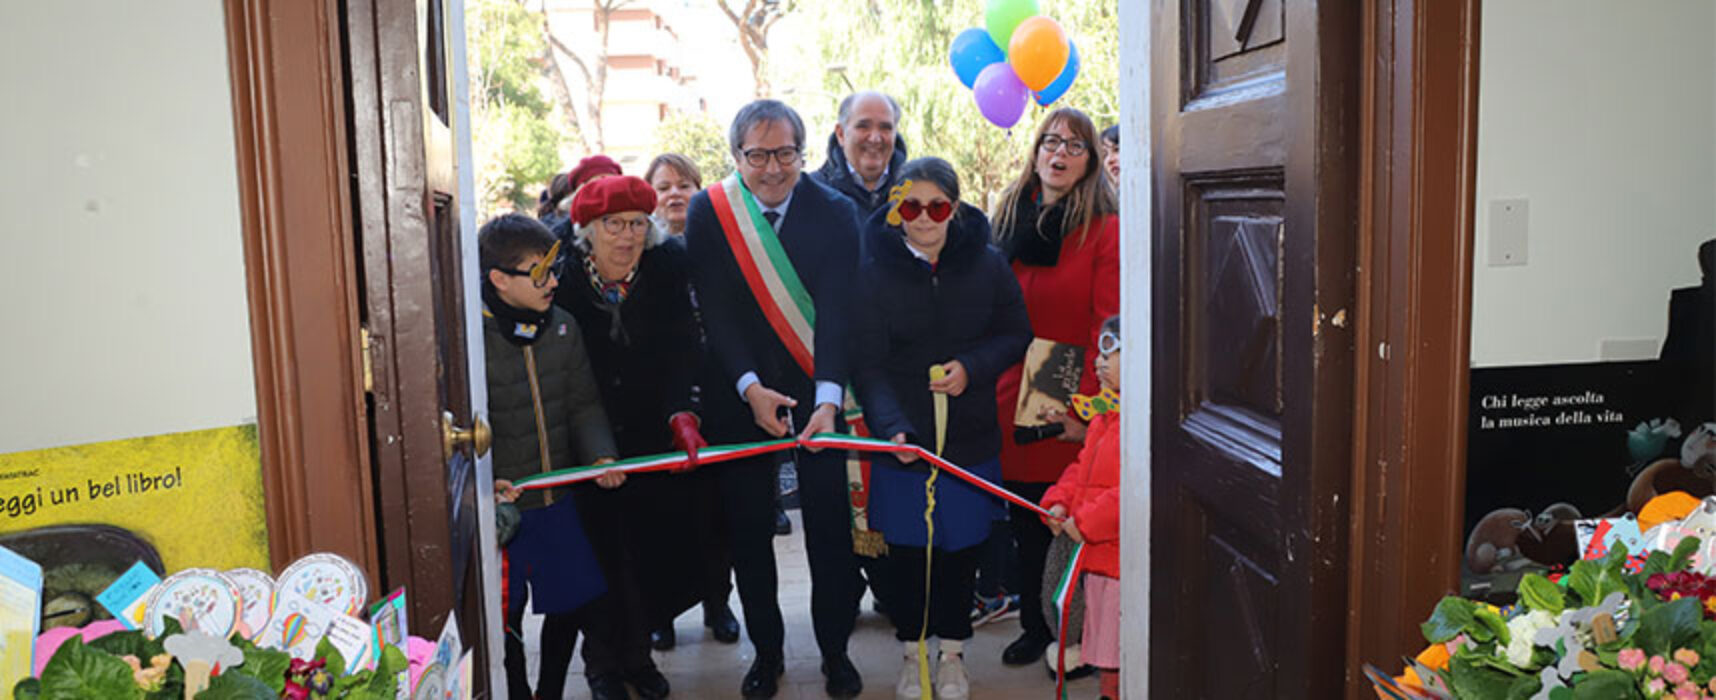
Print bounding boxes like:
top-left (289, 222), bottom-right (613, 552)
top-left (1098, 330), bottom-right (1122, 355)
top-left (600, 216), bottom-right (652, 236)
top-left (897, 199), bottom-right (954, 223)
top-left (494, 241), bottom-right (564, 289)
top-left (1038, 134), bottom-right (1089, 157)
top-left (740, 146), bottom-right (802, 168)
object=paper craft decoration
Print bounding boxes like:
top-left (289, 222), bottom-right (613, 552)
top-left (323, 611), bottom-right (379, 675)
top-left (259, 592), bottom-right (345, 660)
top-left (144, 568), bottom-right (242, 638)
top-left (1070, 387), bottom-right (1119, 420)
top-left (0, 545), bottom-right (42, 694)
top-left (1574, 516), bottom-right (1648, 573)
top-left (95, 560), bottom-right (160, 631)
top-left (276, 552), bottom-right (368, 616)
top-left (225, 567), bottom-right (274, 640)
top-left (410, 663), bottom-right (446, 700)
top-left (369, 588), bottom-right (411, 700)
top-left (1013, 338), bottom-right (1086, 427)
top-left (164, 631), bottom-right (242, 697)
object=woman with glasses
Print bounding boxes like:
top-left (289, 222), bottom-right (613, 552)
top-left (988, 107), bottom-right (1120, 668)
top-left (850, 157), bottom-right (1032, 699)
top-left (552, 175), bottom-right (712, 700)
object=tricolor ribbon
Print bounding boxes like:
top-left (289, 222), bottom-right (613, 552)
top-left (513, 433), bottom-right (1060, 521)
top-left (1053, 540), bottom-right (1089, 700)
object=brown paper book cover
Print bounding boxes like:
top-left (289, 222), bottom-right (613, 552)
top-left (1013, 338), bottom-right (1086, 427)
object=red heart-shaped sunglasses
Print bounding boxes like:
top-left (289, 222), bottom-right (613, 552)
top-left (897, 199), bottom-right (954, 223)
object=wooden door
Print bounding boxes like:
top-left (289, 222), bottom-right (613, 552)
top-left (1150, 0), bottom-right (1358, 697)
top-left (347, 0), bottom-right (492, 684)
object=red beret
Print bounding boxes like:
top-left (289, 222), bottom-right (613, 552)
top-left (572, 175), bottom-right (657, 227)
top-left (566, 155), bottom-right (623, 192)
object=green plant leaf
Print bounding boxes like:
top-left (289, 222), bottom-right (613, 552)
top-left (1641, 551), bottom-right (1671, 577)
top-left (1570, 668), bottom-right (1643, 699)
top-left (314, 637), bottom-right (346, 681)
top-left (1568, 560), bottom-right (1601, 606)
top-left (1636, 596), bottom-right (1703, 657)
top-left (88, 631), bottom-right (155, 660)
top-left (234, 645), bottom-right (290, 695)
top-left (1475, 606), bottom-right (1511, 645)
top-left (363, 645), bottom-right (410, 698)
top-left (1602, 542), bottom-right (1632, 573)
top-left (1423, 596), bottom-right (1478, 644)
top-left (1519, 573), bottom-right (1567, 616)
top-left (1506, 673), bottom-right (1543, 700)
top-left (1671, 536), bottom-right (1703, 572)
top-left (1449, 652), bottom-right (1520, 699)
top-left (1548, 687), bottom-right (1574, 700)
top-left (12, 678), bottom-right (40, 700)
top-left (37, 637), bottom-right (142, 700)
top-left (192, 672), bottom-right (275, 700)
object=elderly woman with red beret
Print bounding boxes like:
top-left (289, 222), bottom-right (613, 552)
top-left (553, 175), bottom-right (715, 700)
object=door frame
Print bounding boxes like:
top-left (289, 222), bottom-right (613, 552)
top-left (1344, 0), bottom-right (1482, 694)
top-left (224, 0), bottom-right (380, 575)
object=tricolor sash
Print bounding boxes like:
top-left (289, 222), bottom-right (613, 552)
top-left (708, 175), bottom-right (816, 377)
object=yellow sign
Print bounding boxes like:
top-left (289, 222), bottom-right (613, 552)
top-left (0, 425), bottom-right (269, 573)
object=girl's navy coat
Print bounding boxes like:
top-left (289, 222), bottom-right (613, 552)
top-left (852, 203), bottom-right (1033, 550)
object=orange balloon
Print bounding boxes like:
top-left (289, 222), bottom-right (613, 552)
top-left (1007, 16), bottom-right (1070, 92)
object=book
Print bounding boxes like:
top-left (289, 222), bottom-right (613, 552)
top-left (0, 545), bottom-right (42, 693)
top-left (1013, 338), bottom-right (1087, 427)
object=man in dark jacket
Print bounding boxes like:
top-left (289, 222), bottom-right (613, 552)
top-left (810, 91), bottom-right (908, 214)
top-left (684, 99), bottom-right (865, 699)
top-left (479, 213), bottom-right (625, 700)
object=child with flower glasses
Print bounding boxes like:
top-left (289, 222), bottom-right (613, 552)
top-left (1041, 314), bottom-right (1123, 699)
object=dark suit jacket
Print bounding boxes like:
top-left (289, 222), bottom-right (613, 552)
top-left (684, 175), bottom-right (861, 435)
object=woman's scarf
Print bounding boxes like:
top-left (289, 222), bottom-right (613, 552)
top-left (1001, 188), bottom-right (1069, 267)
top-left (582, 246), bottom-right (639, 347)
top-left (482, 282), bottom-right (552, 347)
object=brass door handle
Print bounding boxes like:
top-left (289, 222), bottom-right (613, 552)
top-left (442, 410), bottom-right (492, 457)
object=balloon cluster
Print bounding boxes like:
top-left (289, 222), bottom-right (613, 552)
top-left (949, 0), bottom-right (1081, 129)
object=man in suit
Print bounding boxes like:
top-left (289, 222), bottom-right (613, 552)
top-left (684, 100), bottom-right (865, 699)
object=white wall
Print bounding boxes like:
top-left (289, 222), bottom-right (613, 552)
top-left (0, 1), bottom-right (256, 452)
top-left (1471, 0), bottom-right (1716, 368)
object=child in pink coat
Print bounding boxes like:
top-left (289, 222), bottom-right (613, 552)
top-left (1041, 315), bottom-right (1122, 699)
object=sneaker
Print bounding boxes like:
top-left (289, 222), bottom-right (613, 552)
top-left (1044, 642), bottom-right (1098, 681)
top-left (971, 592), bottom-right (1020, 627)
top-left (896, 642), bottom-right (922, 699)
top-left (935, 652), bottom-right (970, 700)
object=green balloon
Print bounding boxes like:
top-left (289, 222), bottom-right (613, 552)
top-left (986, 0), bottom-right (1041, 54)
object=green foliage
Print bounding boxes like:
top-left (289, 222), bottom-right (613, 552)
top-left (1671, 536), bottom-right (1703, 572)
top-left (1569, 670), bottom-right (1643, 699)
top-left (1634, 596), bottom-right (1702, 657)
top-left (776, 0), bottom-right (1118, 209)
top-left (1422, 595), bottom-right (1479, 644)
top-left (1520, 572), bottom-right (1567, 616)
top-left (194, 673), bottom-right (275, 700)
top-left (11, 678), bottom-right (39, 700)
top-left (1447, 650), bottom-right (1525, 699)
top-left (37, 637), bottom-right (141, 700)
top-left (468, 0), bottom-right (567, 217)
top-left (653, 111), bottom-right (736, 185)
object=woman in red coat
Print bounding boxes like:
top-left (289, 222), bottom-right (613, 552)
top-left (989, 106), bottom-right (1119, 666)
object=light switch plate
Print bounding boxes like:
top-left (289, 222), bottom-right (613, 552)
top-left (1489, 198), bottom-right (1529, 267)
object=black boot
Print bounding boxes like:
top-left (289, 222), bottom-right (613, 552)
top-left (650, 623), bottom-right (676, 651)
top-left (703, 601), bottom-right (740, 644)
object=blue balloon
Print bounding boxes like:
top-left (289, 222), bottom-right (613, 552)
top-left (1033, 42), bottom-right (1080, 106)
top-left (950, 27), bottom-right (1007, 90)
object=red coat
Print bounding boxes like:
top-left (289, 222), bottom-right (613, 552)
top-left (1041, 412), bottom-right (1121, 578)
top-left (995, 214), bottom-right (1121, 483)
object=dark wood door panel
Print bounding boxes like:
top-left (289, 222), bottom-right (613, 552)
top-left (1153, 0), bottom-right (1358, 696)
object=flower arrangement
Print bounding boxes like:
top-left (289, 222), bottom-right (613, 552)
top-left (1373, 534), bottom-right (1716, 700)
top-left (12, 616), bottom-right (408, 700)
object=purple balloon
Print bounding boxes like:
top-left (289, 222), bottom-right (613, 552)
top-left (973, 62), bottom-right (1029, 129)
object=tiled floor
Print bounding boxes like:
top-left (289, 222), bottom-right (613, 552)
top-left (523, 511), bottom-right (1098, 699)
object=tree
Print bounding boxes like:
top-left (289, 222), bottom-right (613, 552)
top-left (539, 0), bottom-right (635, 152)
top-left (468, 0), bottom-right (567, 217)
top-left (653, 111), bottom-right (736, 184)
top-left (715, 0), bottom-right (796, 97)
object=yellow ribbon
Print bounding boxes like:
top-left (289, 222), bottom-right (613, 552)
top-left (915, 364), bottom-right (949, 699)
top-left (885, 179), bottom-right (915, 227)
